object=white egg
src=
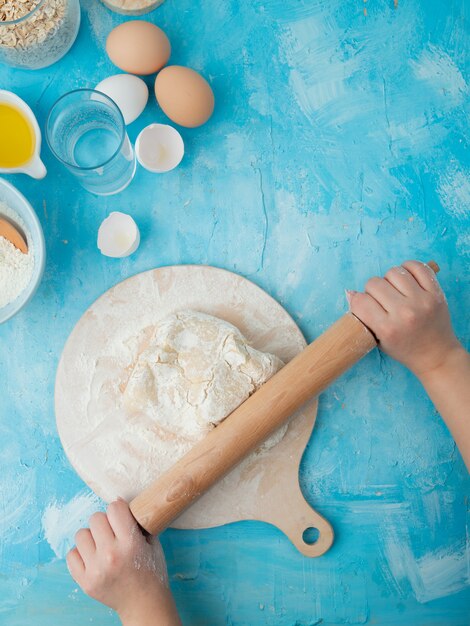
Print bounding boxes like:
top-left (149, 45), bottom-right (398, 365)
top-left (98, 212), bottom-right (140, 258)
top-left (135, 123), bottom-right (184, 173)
top-left (95, 74), bottom-right (149, 125)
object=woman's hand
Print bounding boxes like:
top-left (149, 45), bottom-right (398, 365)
top-left (347, 260), bottom-right (462, 377)
top-left (66, 499), bottom-right (181, 626)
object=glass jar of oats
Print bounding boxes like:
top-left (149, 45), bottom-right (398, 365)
top-left (0, 0), bottom-right (81, 70)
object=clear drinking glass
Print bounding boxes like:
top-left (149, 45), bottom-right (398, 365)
top-left (46, 89), bottom-right (136, 196)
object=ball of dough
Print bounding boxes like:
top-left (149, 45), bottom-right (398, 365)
top-left (123, 310), bottom-right (283, 442)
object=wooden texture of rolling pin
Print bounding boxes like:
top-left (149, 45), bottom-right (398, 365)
top-left (131, 262), bottom-right (439, 536)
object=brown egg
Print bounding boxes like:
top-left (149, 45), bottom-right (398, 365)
top-left (106, 21), bottom-right (171, 76)
top-left (154, 66), bottom-right (215, 128)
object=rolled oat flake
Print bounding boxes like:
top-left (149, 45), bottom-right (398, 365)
top-left (0, 0), bottom-right (80, 70)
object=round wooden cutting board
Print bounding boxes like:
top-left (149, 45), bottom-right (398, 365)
top-left (55, 265), bottom-right (333, 557)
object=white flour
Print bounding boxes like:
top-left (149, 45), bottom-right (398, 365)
top-left (0, 204), bottom-right (34, 309)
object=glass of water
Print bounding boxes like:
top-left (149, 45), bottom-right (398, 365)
top-left (46, 89), bottom-right (136, 196)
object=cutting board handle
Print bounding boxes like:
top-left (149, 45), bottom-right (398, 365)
top-left (265, 487), bottom-right (334, 557)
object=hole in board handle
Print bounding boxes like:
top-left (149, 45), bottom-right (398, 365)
top-left (302, 526), bottom-right (320, 545)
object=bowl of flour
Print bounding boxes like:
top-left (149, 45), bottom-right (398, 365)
top-left (0, 178), bottom-right (45, 323)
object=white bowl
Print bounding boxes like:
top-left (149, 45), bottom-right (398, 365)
top-left (0, 178), bottom-right (45, 324)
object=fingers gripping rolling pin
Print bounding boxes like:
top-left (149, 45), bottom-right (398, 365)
top-left (130, 262), bottom-right (440, 540)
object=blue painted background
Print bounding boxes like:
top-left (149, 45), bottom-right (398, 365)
top-left (1, 0), bottom-right (469, 624)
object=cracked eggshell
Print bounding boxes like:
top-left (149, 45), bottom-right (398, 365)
top-left (136, 123), bottom-right (184, 173)
top-left (95, 75), bottom-right (149, 125)
top-left (98, 212), bottom-right (140, 258)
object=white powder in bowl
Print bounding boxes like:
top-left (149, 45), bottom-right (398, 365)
top-left (0, 203), bottom-right (35, 310)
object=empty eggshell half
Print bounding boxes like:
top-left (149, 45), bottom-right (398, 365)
top-left (95, 74), bottom-right (149, 125)
top-left (106, 21), bottom-right (171, 75)
top-left (98, 212), bottom-right (140, 258)
top-left (154, 66), bottom-right (215, 128)
top-left (136, 123), bottom-right (184, 173)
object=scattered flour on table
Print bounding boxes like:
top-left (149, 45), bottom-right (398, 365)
top-left (42, 490), bottom-right (103, 559)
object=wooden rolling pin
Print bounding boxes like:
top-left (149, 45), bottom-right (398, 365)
top-left (130, 262), bottom-right (440, 535)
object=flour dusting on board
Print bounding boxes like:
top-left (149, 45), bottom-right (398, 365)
top-left (42, 491), bottom-right (103, 558)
